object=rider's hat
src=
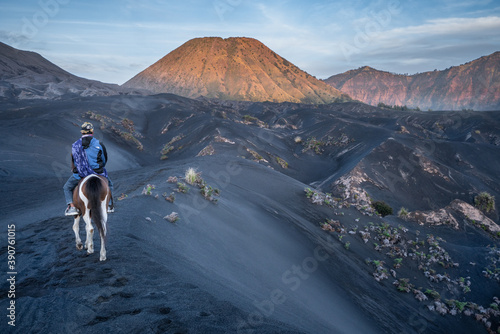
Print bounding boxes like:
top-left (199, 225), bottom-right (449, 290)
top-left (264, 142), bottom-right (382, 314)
top-left (81, 122), bottom-right (94, 134)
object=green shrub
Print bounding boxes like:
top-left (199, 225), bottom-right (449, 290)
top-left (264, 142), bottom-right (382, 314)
top-left (398, 207), bottom-right (408, 218)
top-left (372, 201), bottom-right (393, 217)
top-left (474, 192), bottom-right (495, 213)
top-left (176, 182), bottom-right (188, 193)
top-left (247, 149), bottom-right (263, 161)
top-left (243, 115), bottom-right (258, 123)
top-left (185, 168), bottom-right (200, 185)
top-left (160, 145), bottom-right (174, 160)
top-left (142, 184), bottom-right (155, 196)
top-left (302, 137), bottom-right (324, 154)
top-left (424, 289), bottom-right (441, 300)
top-left (200, 185), bottom-right (220, 203)
top-left (275, 156), bottom-right (288, 169)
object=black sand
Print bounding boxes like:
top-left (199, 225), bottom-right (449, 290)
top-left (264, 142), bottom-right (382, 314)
top-left (1, 94), bottom-right (499, 333)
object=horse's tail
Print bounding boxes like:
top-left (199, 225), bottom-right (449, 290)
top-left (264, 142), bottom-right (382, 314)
top-left (86, 176), bottom-right (106, 241)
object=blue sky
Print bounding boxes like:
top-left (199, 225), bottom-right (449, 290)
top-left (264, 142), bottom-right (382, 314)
top-left (1, 0), bottom-right (499, 84)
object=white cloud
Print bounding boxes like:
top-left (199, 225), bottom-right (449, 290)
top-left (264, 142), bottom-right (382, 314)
top-left (384, 16), bottom-right (500, 37)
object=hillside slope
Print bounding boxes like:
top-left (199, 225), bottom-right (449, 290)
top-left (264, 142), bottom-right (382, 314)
top-left (1, 95), bottom-right (499, 333)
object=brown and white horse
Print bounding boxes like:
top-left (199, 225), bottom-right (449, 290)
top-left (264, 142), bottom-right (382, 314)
top-left (72, 174), bottom-right (110, 261)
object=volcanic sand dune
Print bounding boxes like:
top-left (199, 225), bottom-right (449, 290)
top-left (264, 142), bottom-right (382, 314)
top-left (1, 94), bottom-right (499, 333)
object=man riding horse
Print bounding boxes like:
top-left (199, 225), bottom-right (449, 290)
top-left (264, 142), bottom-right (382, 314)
top-left (63, 122), bottom-right (114, 216)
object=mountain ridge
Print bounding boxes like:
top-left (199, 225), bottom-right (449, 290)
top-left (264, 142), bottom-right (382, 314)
top-left (324, 51), bottom-right (500, 111)
top-left (123, 37), bottom-right (350, 104)
top-left (0, 41), bottom-right (146, 100)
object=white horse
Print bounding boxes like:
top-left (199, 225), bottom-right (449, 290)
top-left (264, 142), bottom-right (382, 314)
top-left (72, 174), bottom-right (110, 261)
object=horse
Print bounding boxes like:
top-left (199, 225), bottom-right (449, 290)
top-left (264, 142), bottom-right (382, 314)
top-left (72, 174), bottom-right (110, 261)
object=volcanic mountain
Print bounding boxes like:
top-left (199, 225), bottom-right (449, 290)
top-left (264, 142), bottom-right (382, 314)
top-left (324, 51), bottom-right (500, 111)
top-left (0, 42), bottom-right (141, 100)
top-left (123, 37), bottom-right (350, 104)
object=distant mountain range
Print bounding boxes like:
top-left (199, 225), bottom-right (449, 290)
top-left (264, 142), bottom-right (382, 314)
top-left (0, 38), bottom-right (499, 110)
top-left (123, 37), bottom-right (350, 104)
top-left (324, 52), bottom-right (500, 111)
top-left (0, 42), bottom-right (143, 100)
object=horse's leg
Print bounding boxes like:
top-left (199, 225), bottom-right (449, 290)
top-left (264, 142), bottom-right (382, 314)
top-left (73, 216), bottom-right (83, 250)
top-left (99, 234), bottom-right (106, 261)
top-left (84, 212), bottom-right (94, 254)
top-left (99, 197), bottom-right (108, 261)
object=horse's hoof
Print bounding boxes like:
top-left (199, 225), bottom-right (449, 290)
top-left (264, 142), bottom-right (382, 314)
top-left (76, 243), bottom-right (83, 250)
top-left (100, 256), bottom-right (106, 261)
top-left (87, 249), bottom-right (94, 254)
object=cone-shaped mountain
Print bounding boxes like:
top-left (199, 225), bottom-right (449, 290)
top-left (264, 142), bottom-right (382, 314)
top-left (123, 37), bottom-right (350, 104)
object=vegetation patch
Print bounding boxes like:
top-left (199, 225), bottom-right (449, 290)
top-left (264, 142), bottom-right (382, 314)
top-left (398, 207), bottom-right (409, 218)
top-left (474, 192), bottom-right (495, 213)
top-left (164, 212), bottom-right (179, 223)
top-left (185, 168), bottom-right (201, 185)
top-left (243, 115), bottom-right (258, 123)
top-left (121, 118), bottom-right (135, 132)
top-left (200, 184), bottom-right (220, 203)
top-left (160, 145), bottom-right (174, 160)
top-left (142, 184), bottom-right (155, 196)
top-left (176, 182), bottom-right (188, 193)
top-left (377, 102), bottom-right (421, 111)
top-left (275, 156), bottom-right (288, 169)
top-left (167, 176), bottom-right (178, 183)
top-left (371, 200), bottom-right (393, 217)
top-left (161, 135), bottom-right (184, 160)
top-left (163, 192), bottom-right (175, 203)
top-left (302, 137), bottom-right (324, 154)
top-left (112, 126), bottom-right (144, 151)
top-left (197, 145), bottom-right (215, 157)
top-left (247, 148), bottom-right (264, 161)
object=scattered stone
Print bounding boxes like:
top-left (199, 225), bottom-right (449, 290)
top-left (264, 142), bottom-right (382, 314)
top-left (164, 212), bottom-right (179, 223)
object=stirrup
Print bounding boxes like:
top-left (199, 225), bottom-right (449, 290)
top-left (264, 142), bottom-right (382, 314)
top-left (65, 206), bottom-right (79, 216)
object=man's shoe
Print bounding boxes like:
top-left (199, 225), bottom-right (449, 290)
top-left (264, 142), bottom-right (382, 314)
top-left (107, 205), bottom-right (114, 213)
top-left (65, 205), bottom-right (79, 216)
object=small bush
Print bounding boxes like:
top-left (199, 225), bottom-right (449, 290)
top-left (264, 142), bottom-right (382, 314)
top-left (275, 156), bottom-right (288, 169)
top-left (243, 115), bottom-right (258, 123)
top-left (121, 118), bottom-right (135, 132)
top-left (394, 278), bottom-right (414, 293)
top-left (161, 145), bottom-right (174, 159)
top-left (302, 137), bottom-right (324, 154)
top-left (142, 184), bottom-right (155, 196)
top-left (200, 185), bottom-right (220, 203)
top-left (424, 289), bottom-right (441, 300)
top-left (247, 149), bottom-right (263, 161)
top-left (398, 207), bottom-right (408, 218)
top-left (176, 182), bottom-right (188, 193)
top-left (185, 168), bottom-right (200, 185)
top-left (372, 201), bottom-right (393, 217)
top-left (163, 192), bottom-right (175, 203)
top-left (167, 176), bottom-right (178, 183)
top-left (474, 192), bottom-right (495, 213)
top-left (164, 212), bottom-right (179, 223)
top-left (197, 145), bottom-right (215, 157)
top-left (118, 193), bottom-right (128, 201)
